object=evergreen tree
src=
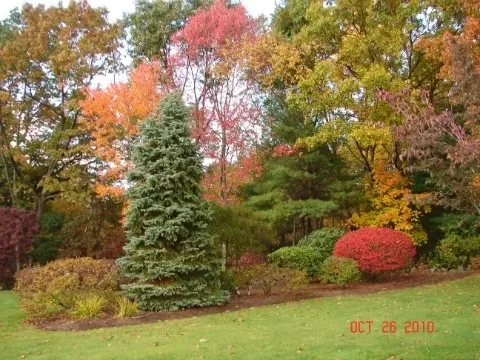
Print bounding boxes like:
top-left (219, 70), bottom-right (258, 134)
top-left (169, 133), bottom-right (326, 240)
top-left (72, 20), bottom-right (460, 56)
top-left (117, 93), bottom-right (229, 311)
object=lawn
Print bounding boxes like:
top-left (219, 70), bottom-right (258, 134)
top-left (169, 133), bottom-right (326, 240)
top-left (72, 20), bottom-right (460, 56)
top-left (1, 276), bottom-right (479, 360)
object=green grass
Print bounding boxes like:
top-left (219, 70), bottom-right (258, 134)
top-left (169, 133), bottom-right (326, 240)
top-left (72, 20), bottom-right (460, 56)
top-left (1, 276), bottom-right (480, 360)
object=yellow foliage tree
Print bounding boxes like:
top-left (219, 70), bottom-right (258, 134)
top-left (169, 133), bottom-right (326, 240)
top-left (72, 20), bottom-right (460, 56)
top-left (350, 162), bottom-right (432, 245)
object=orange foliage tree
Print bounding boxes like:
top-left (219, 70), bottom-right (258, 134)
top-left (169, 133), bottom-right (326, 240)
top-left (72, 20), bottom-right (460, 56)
top-left (80, 61), bottom-right (168, 196)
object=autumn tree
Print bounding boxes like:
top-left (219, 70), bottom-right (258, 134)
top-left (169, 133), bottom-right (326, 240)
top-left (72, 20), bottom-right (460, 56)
top-left (243, 0), bottom-right (465, 233)
top-left (118, 93), bottom-right (229, 311)
top-left (50, 196), bottom-right (126, 260)
top-left (81, 61), bottom-right (166, 196)
top-left (171, 0), bottom-right (263, 204)
top-left (383, 0), bottom-right (480, 216)
top-left (386, 87), bottom-right (480, 216)
top-left (0, 1), bottom-right (121, 218)
top-left (0, 208), bottom-right (38, 288)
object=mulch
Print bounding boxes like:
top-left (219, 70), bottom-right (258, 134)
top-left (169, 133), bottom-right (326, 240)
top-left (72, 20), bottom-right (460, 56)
top-left (28, 270), bottom-right (479, 332)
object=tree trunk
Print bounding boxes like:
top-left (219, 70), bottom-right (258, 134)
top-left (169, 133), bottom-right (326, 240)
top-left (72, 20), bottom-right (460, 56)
top-left (221, 242), bottom-right (227, 271)
top-left (293, 217), bottom-right (296, 246)
top-left (15, 242), bottom-right (20, 272)
top-left (219, 127), bottom-right (227, 205)
top-left (36, 194), bottom-right (45, 221)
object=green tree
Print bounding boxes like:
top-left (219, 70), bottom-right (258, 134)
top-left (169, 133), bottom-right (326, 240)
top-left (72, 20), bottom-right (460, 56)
top-left (0, 2), bottom-right (121, 218)
top-left (126, 0), bottom-right (212, 65)
top-left (208, 204), bottom-right (275, 264)
top-left (118, 93), bottom-right (229, 311)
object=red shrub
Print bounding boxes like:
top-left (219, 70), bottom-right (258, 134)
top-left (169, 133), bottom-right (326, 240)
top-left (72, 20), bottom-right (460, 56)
top-left (334, 228), bottom-right (416, 274)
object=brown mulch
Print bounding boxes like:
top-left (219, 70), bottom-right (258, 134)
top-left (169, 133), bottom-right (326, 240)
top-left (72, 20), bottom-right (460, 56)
top-left (28, 271), bottom-right (479, 332)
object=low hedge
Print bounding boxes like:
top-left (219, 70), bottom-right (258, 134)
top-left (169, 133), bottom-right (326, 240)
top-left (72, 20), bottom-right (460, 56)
top-left (268, 246), bottom-right (323, 277)
top-left (298, 227), bottom-right (345, 260)
top-left (233, 264), bottom-right (308, 295)
top-left (15, 257), bottom-right (121, 318)
top-left (429, 235), bottom-right (480, 269)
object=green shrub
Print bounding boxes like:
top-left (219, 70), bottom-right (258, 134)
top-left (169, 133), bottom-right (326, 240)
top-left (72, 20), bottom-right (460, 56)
top-left (320, 256), bottom-right (360, 288)
top-left (14, 258), bottom-right (120, 318)
top-left (234, 264), bottom-right (308, 295)
top-left (73, 295), bottom-right (106, 319)
top-left (115, 297), bottom-right (139, 318)
top-left (428, 235), bottom-right (480, 269)
top-left (268, 246), bottom-right (323, 277)
top-left (298, 228), bottom-right (345, 259)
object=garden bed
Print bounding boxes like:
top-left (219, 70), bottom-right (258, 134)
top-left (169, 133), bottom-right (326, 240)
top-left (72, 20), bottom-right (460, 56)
top-left (28, 270), bottom-right (479, 332)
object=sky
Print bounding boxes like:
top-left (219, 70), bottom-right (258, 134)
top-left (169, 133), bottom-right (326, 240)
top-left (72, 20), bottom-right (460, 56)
top-left (0, 0), bottom-right (277, 21)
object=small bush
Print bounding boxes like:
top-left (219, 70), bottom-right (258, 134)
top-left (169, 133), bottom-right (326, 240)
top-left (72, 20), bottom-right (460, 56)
top-left (298, 228), bottom-right (345, 260)
top-left (234, 264), bottom-right (307, 295)
top-left (268, 246), bottom-right (322, 277)
top-left (334, 228), bottom-right (416, 275)
top-left (73, 295), bottom-right (105, 319)
top-left (320, 256), bottom-right (360, 288)
top-left (429, 235), bottom-right (480, 269)
top-left (15, 258), bottom-right (120, 318)
top-left (115, 297), bottom-right (139, 318)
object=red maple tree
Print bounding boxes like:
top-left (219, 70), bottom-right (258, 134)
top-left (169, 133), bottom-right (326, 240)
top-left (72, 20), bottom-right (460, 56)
top-left (0, 208), bottom-right (38, 288)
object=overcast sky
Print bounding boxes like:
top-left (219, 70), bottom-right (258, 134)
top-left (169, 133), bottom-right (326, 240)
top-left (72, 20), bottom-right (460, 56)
top-left (0, 0), bottom-right (277, 21)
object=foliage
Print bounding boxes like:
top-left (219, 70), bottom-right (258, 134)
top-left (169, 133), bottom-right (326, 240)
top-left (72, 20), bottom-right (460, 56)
top-left (201, 155), bottom-right (263, 205)
top-left (334, 228), bottom-right (416, 274)
top-left (208, 205), bottom-right (273, 265)
top-left (14, 258), bottom-right (120, 318)
top-left (0, 208), bottom-right (38, 289)
top-left (320, 256), bottom-right (361, 288)
top-left (115, 297), bottom-right (139, 318)
top-left (0, 1), bottom-right (121, 216)
top-left (81, 62), bottom-right (166, 195)
top-left (83, 0), bottom-right (262, 203)
top-left (262, 0), bottom-right (454, 180)
top-left (31, 212), bottom-right (64, 265)
top-left (349, 163), bottom-right (431, 244)
top-left (31, 235), bottom-right (62, 265)
top-left (73, 295), bottom-right (106, 319)
top-left (242, 100), bottom-right (359, 246)
top-left (126, 0), bottom-right (210, 65)
top-left (384, 0), bottom-right (480, 215)
top-left (171, 0), bottom-right (262, 204)
top-left (52, 196), bottom-right (126, 260)
top-left (268, 246), bottom-right (322, 277)
top-left (386, 87), bottom-right (480, 216)
top-left (297, 227), bottom-right (345, 258)
top-left (219, 269), bottom-right (238, 292)
top-left (234, 264), bottom-right (307, 295)
top-left (428, 218), bottom-right (480, 269)
top-left (117, 93), bottom-right (229, 312)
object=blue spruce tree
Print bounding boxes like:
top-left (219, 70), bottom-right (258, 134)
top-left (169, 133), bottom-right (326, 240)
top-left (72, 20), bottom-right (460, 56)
top-left (118, 93), bottom-right (230, 311)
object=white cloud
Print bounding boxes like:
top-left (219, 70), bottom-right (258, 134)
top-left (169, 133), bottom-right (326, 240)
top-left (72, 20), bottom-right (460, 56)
top-left (0, 0), bottom-right (276, 22)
